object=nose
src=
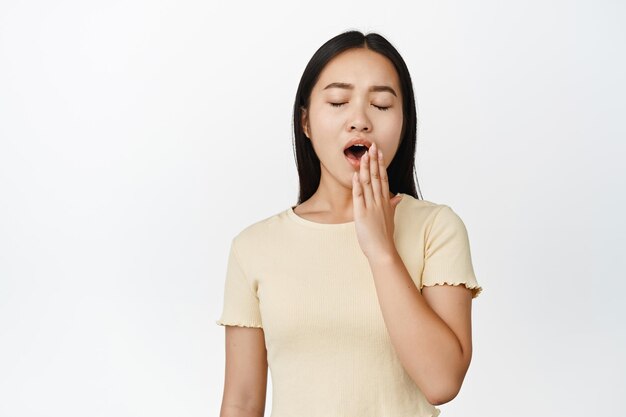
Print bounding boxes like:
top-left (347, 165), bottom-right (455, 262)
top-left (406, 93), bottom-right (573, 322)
top-left (348, 104), bottom-right (372, 132)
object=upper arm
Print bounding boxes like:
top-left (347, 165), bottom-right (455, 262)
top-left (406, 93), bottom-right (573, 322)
top-left (220, 325), bottom-right (268, 417)
top-left (420, 204), bottom-right (480, 382)
top-left (421, 284), bottom-right (473, 376)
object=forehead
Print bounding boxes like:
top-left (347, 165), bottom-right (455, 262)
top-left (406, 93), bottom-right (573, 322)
top-left (314, 48), bottom-right (401, 93)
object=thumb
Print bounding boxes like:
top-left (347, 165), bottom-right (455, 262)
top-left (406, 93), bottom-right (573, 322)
top-left (390, 193), bottom-right (403, 210)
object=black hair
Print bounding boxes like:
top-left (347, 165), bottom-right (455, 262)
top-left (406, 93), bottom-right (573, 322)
top-left (292, 30), bottom-right (423, 204)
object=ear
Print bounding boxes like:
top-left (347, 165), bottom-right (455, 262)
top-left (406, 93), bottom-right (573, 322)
top-left (300, 106), bottom-right (310, 138)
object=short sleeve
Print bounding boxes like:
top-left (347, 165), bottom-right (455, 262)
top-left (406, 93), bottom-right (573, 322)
top-left (421, 205), bottom-right (483, 299)
top-left (215, 238), bottom-right (263, 328)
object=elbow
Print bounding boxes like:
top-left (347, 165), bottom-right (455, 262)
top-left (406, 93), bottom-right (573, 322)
top-left (424, 378), bottom-right (463, 406)
top-left (426, 353), bottom-right (471, 405)
top-left (426, 387), bottom-right (459, 406)
top-left (427, 392), bottom-right (457, 406)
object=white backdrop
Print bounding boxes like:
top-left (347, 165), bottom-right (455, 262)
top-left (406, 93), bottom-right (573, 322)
top-left (1, 0), bottom-right (624, 416)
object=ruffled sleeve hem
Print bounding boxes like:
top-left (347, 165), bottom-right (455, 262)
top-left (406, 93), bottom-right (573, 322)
top-left (421, 282), bottom-right (483, 299)
top-left (215, 319), bottom-right (263, 328)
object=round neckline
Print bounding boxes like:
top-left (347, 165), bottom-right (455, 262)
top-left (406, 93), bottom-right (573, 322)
top-left (287, 193), bottom-right (406, 230)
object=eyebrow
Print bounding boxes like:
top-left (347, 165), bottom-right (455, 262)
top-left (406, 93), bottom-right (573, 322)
top-left (322, 82), bottom-right (398, 97)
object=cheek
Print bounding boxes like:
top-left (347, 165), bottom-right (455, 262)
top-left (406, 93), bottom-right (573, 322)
top-left (309, 107), bottom-right (341, 136)
top-left (392, 113), bottom-right (404, 145)
top-left (308, 111), bottom-right (334, 156)
top-left (380, 112), bottom-right (404, 160)
top-left (392, 110), bottom-right (404, 132)
top-left (380, 112), bottom-right (403, 136)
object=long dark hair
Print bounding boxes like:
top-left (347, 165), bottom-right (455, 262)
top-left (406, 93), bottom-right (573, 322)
top-left (292, 30), bottom-right (423, 204)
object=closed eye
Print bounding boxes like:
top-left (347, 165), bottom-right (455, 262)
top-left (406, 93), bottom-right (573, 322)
top-left (329, 103), bottom-right (391, 111)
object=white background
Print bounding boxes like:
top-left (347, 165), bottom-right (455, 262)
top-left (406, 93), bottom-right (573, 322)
top-left (1, 0), bottom-right (624, 416)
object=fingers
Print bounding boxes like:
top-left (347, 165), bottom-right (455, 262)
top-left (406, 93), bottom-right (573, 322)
top-left (359, 148), bottom-right (374, 207)
top-left (352, 171), bottom-right (364, 215)
top-left (355, 142), bottom-right (392, 210)
top-left (368, 143), bottom-right (382, 206)
top-left (377, 146), bottom-right (390, 202)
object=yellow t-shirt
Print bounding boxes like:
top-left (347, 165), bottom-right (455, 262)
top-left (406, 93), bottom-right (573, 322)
top-left (216, 193), bottom-right (482, 417)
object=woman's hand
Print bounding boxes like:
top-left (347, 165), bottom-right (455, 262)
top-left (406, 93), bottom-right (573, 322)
top-left (352, 142), bottom-right (404, 262)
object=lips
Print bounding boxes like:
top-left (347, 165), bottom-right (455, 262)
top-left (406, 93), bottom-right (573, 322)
top-left (343, 138), bottom-right (372, 170)
top-left (343, 137), bottom-right (372, 152)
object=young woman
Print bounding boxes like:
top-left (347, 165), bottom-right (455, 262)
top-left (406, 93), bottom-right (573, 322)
top-left (216, 30), bottom-right (483, 417)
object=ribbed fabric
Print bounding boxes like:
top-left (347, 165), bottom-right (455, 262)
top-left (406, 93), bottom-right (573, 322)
top-left (216, 193), bottom-right (482, 417)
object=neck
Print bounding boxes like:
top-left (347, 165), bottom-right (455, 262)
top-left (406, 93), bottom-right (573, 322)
top-left (304, 168), bottom-right (396, 220)
top-left (308, 171), bottom-right (354, 219)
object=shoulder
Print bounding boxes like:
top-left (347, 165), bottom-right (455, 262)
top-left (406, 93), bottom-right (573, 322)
top-left (397, 194), bottom-right (450, 224)
top-left (396, 194), bottom-right (470, 237)
top-left (230, 208), bottom-right (287, 252)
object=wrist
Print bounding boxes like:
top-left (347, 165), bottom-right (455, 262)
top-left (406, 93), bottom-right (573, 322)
top-left (367, 247), bottom-right (400, 267)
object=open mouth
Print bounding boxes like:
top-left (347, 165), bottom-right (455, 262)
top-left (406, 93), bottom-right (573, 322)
top-left (343, 144), bottom-right (369, 161)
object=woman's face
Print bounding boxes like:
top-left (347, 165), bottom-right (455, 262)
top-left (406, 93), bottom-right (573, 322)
top-left (302, 47), bottom-right (404, 188)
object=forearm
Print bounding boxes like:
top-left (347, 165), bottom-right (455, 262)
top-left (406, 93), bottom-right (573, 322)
top-left (368, 250), bottom-right (465, 403)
